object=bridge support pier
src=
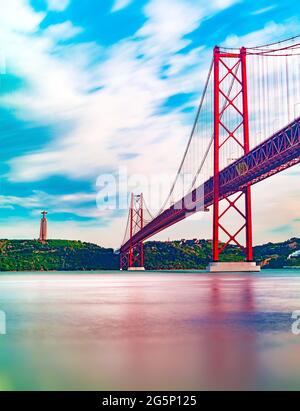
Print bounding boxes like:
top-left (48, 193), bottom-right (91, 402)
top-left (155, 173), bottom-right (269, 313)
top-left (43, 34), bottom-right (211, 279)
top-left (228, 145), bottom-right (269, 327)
top-left (128, 267), bottom-right (146, 271)
top-left (207, 261), bottom-right (260, 273)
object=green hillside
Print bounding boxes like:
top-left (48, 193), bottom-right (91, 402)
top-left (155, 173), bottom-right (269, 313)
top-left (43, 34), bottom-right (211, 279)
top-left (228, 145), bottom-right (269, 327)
top-left (0, 239), bottom-right (118, 271)
top-left (144, 238), bottom-right (300, 270)
top-left (145, 238), bottom-right (300, 269)
top-left (0, 237), bottom-right (299, 272)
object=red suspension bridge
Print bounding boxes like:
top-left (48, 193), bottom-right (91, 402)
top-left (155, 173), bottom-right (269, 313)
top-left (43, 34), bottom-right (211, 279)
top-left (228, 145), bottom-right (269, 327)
top-left (120, 36), bottom-right (300, 272)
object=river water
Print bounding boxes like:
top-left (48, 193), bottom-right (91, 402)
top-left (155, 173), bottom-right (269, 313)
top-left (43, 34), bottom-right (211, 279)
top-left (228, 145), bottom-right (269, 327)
top-left (0, 270), bottom-right (300, 391)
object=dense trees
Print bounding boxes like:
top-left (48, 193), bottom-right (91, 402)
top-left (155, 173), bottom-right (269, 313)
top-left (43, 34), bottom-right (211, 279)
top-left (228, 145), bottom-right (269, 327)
top-left (0, 238), bottom-right (298, 272)
top-left (144, 238), bottom-right (300, 270)
top-left (0, 239), bottom-right (118, 271)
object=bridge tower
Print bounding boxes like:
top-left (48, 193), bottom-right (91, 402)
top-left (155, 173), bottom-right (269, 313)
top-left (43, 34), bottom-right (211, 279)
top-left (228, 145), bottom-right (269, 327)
top-left (209, 46), bottom-right (259, 272)
top-left (120, 194), bottom-right (145, 271)
top-left (39, 211), bottom-right (48, 243)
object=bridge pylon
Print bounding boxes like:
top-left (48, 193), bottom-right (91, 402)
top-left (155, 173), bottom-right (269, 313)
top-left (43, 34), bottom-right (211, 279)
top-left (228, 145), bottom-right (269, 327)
top-left (209, 46), bottom-right (260, 272)
top-left (120, 193), bottom-right (145, 271)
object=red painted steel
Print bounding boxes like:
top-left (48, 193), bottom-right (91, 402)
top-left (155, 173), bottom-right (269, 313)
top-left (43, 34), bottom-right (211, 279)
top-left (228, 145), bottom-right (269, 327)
top-left (212, 47), bottom-right (253, 261)
top-left (213, 47), bottom-right (220, 261)
top-left (129, 193), bottom-right (134, 267)
top-left (241, 47), bottom-right (253, 261)
top-left (120, 193), bottom-right (145, 270)
top-left (121, 117), bottom-right (300, 254)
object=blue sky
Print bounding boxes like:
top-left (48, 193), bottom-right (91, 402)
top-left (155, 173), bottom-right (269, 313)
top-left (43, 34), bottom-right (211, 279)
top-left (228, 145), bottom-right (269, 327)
top-left (0, 0), bottom-right (299, 247)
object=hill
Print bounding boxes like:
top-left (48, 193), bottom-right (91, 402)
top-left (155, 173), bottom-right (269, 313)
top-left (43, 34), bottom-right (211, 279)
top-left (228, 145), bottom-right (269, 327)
top-left (0, 238), bottom-right (299, 271)
top-left (0, 239), bottom-right (118, 271)
top-left (144, 238), bottom-right (300, 270)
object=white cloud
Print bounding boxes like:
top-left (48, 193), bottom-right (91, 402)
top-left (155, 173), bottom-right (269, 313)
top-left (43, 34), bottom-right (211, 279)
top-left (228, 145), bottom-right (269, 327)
top-left (136, 0), bottom-right (241, 58)
top-left (47, 0), bottom-right (70, 12)
top-left (111, 0), bottom-right (132, 12)
top-left (2, 2), bottom-right (202, 185)
top-left (0, 191), bottom-right (96, 211)
top-left (2, 0), bottom-right (243, 186)
top-left (45, 21), bottom-right (83, 40)
top-left (212, 0), bottom-right (239, 9)
top-left (0, 0), bottom-right (44, 33)
top-left (0, 217), bottom-right (122, 246)
top-left (138, 0), bottom-right (203, 54)
top-left (251, 5), bottom-right (276, 16)
top-left (223, 20), bottom-right (299, 48)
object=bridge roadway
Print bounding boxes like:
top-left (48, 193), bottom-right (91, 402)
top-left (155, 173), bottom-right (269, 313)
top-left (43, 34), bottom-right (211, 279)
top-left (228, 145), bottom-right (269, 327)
top-left (121, 117), bottom-right (300, 253)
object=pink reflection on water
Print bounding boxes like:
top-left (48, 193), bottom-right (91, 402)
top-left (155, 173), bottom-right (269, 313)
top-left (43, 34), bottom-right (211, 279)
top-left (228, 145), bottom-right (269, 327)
top-left (1, 272), bottom-right (300, 390)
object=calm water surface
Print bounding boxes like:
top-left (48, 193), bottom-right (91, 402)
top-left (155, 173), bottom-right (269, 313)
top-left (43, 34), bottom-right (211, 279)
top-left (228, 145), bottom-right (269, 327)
top-left (0, 270), bottom-right (300, 390)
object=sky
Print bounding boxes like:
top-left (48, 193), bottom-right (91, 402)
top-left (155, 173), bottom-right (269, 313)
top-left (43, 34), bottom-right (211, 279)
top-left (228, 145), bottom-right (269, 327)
top-left (0, 0), bottom-right (299, 248)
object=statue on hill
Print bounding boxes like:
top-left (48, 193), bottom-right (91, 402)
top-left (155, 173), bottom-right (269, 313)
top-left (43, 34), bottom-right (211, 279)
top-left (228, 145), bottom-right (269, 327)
top-left (39, 211), bottom-right (48, 242)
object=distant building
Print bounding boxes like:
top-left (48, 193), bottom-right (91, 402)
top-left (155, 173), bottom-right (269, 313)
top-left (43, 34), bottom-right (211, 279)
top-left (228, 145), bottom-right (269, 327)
top-left (39, 211), bottom-right (48, 242)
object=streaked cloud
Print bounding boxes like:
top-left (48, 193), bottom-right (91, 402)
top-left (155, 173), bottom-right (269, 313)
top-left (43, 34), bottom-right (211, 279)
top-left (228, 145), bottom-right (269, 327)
top-left (47, 0), bottom-right (70, 12)
top-left (4, 0), bottom-right (242, 184)
top-left (251, 5), bottom-right (277, 16)
top-left (111, 0), bottom-right (133, 12)
top-left (45, 21), bottom-right (83, 40)
top-left (0, 191), bottom-right (97, 211)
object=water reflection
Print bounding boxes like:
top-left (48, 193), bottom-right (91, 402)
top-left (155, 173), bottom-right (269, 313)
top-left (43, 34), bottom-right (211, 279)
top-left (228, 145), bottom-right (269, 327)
top-left (0, 271), bottom-right (300, 390)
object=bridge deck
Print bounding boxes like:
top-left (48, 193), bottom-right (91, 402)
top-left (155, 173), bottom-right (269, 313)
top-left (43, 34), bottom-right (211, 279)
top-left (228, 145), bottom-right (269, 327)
top-left (121, 118), bottom-right (300, 253)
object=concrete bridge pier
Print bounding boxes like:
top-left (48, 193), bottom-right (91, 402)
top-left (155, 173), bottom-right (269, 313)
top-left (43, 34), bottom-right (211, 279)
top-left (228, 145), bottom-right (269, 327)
top-left (207, 261), bottom-right (261, 272)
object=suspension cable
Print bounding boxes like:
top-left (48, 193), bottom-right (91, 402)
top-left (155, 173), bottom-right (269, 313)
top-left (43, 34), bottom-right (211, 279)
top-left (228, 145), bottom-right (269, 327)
top-left (156, 58), bottom-right (214, 215)
top-left (247, 34), bottom-right (300, 49)
top-left (220, 34), bottom-right (300, 51)
top-left (189, 60), bottom-right (241, 191)
top-left (121, 204), bottom-right (131, 246)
